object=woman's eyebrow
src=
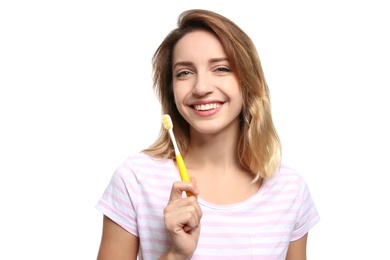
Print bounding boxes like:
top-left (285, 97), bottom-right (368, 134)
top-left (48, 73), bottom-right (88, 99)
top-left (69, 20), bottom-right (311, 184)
top-left (173, 57), bottom-right (229, 70)
top-left (209, 57), bottom-right (229, 64)
top-left (173, 61), bottom-right (193, 70)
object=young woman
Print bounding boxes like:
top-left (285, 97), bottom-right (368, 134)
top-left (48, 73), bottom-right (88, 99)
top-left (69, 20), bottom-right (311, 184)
top-left (96, 9), bottom-right (320, 259)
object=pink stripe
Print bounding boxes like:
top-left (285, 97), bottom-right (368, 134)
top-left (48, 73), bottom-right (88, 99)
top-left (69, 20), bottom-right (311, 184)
top-left (197, 242), bottom-right (286, 249)
top-left (114, 169), bottom-right (140, 198)
top-left (138, 225), bottom-right (166, 233)
top-left (200, 231), bottom-right (290, 238)
top-left (125, 156), bottom-right (175, 178)
top-left (111, 176), bottom-right (133, 196)
top-left (97, 200), bottom-right (137, 234)
top-left (139, 165), bottom-right (176, 176)
top-left (140, 183), bottom-right (172, 191)
top-left (203, 208), bottom-right (298, 217)
top-left (192, 255), bottom-right (281, 260)
top-left (137, 202), bottom-right (166, 209)
top-left (137, 213), bottom-right (164, 221)
top-left (201, 219), bottom-right (294, 227)
top-left (146, 237), bottom-right (170, 246)
top-left (250, 197), bottom-right (298, 207)
top-left (261, 189), bottom-right (299, 196)
top-left (105, 189), bottom-right (134, 211)
top-left (140, 191), bottom-right (170, 202)
top-left (140, 248), bottom-right (165, 256)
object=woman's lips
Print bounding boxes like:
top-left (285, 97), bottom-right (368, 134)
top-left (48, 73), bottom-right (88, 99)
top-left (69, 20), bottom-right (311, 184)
top-left (190, 102), bottom-right (224, 117)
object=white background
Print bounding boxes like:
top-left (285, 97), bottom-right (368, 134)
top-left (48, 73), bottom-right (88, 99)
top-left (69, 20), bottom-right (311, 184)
top-left (1, 1), bottom-right (389, 259)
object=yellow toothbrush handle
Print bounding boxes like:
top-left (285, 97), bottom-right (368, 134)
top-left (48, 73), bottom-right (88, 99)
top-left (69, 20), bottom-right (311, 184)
top-left (176, 154), bottom-right (193, 196)
top-left (176, 154), bottom-right (190, 181)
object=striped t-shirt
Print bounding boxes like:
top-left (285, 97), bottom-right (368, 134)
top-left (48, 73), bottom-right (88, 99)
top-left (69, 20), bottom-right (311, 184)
top-left (96, 153), bottom-right (320, 259)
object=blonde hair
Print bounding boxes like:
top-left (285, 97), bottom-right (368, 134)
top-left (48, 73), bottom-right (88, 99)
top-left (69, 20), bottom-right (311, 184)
top-left (143, 9), bottom-right (281, 180)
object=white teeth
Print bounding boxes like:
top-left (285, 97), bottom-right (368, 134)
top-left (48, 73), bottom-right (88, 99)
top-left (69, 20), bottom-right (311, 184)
top-left (194, 103), bottom-right (220, 111)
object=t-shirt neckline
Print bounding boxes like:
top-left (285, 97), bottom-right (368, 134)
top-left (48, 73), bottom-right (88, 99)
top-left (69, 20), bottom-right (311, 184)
top-left (168, 158), bottom-right (268, 210)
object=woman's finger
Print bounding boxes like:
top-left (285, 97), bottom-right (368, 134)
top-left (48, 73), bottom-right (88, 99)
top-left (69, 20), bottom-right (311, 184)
top-left (168, 178), bottom-right (199, 202)
top-left (164, 204), bottom-right (202, 233)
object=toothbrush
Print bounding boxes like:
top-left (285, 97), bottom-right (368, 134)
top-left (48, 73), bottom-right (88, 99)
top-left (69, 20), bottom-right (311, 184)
top-left (162, 114), bottom-right (192, 196)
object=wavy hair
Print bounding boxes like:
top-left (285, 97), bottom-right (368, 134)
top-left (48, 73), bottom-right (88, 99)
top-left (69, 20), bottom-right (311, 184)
top-left (143, 9), bottom-right (281, 180)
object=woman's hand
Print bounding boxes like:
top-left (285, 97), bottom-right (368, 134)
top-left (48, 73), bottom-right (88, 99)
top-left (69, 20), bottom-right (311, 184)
top-left (161, 177), bottom-right (202, 259)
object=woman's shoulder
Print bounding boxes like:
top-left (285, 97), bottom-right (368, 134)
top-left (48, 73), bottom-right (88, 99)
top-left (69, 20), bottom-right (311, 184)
top-left (114, 152), bottom-right (176, 180)
top-left (122, 152), bottom-right (171, 167)
top-left (266, 164), bottom-right (308, 190)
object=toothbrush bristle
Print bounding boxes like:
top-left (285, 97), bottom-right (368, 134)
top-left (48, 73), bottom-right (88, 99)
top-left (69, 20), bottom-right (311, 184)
top-left (162, 114), bottom-right (173, 130)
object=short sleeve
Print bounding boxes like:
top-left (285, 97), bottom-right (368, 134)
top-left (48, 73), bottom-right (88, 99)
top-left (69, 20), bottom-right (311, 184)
top-left (95, 159), bottom-right (139, 236)
top-left (290, 175), bottom-right (320, 241)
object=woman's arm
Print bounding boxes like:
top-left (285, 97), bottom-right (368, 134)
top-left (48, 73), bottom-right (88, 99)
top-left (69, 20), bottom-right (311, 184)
top-left (97, 215), bottom-right (139, 260)
top-left (286, 233), bottom-right (308, 260)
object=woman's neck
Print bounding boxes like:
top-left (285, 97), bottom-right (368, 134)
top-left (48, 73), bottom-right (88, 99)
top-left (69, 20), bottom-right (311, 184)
top-left (184, 123), bottom-right (241, 173)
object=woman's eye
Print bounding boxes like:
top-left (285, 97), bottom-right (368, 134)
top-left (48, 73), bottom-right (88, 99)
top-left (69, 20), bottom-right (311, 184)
top-left (176, 71), bottom-right (190, 77)
top-left (215, 67), bottom-right (231, 73)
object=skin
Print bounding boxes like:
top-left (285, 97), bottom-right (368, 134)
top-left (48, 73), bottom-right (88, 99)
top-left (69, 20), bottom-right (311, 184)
top-left (172, 30), bottom-right (243, 137)
top-left (97, 215), bottom-right (139, 259)
top-left (96, 29), bottom-right (309, 259)
top-left (171, 30), bottom-right (261, 207)
top-left (159, 178), bottom-right (202, 259)
top-left (286, 233), bottom-right (308, 259)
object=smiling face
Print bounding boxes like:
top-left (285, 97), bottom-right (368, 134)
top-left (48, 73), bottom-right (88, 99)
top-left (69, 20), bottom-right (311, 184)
top-left (172, 30), bottom-right (242, 136)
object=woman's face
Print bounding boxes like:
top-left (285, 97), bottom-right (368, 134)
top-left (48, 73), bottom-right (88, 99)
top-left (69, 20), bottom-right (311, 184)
top-left (172, 30), bottom-right (242, 136)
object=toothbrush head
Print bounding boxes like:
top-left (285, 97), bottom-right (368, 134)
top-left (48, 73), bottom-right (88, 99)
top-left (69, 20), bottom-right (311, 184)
top-left (162, 114), bottom-right (173, 130)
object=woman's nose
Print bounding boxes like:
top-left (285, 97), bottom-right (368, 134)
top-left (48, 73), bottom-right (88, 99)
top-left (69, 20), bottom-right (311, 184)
top-left (192, 74), bottom-right (213, 96)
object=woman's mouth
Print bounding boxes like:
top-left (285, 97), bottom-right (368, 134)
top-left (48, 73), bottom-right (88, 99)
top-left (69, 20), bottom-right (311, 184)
top-left (193, 103), bottom-right (222, 111)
